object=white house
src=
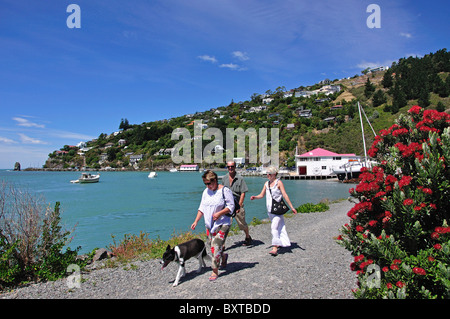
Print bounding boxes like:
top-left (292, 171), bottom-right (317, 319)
top-left (295, 148), bottom-right (360, 177)
top-left (179, 164), bottom-right (199, 171)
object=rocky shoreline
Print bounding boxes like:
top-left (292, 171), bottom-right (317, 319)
top-left (1, 200), bottom-right (357, 299)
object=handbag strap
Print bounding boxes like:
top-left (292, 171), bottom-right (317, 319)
top-left (267, 179), bottom-right (278, 197)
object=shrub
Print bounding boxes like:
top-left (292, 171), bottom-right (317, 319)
top-left (0, 182), bottom-right (84, 289)
top-left (337, 106), bottom-right (450, 299)
top-left (297, 202), bottom-right (330, 213)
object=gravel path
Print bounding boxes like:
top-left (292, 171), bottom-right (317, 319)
top-left (1, 200), bottom-right (357, 299)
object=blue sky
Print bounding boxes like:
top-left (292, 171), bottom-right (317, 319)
top-left (0, 0), bottom-right (448, 168)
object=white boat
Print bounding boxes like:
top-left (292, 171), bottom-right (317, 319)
top-left (169, 168), bottom-right (178, 173)
top-left (148, 171), bottom-right (157, 178)
top-left (333, 161), bottom-right (366, 181)
top-left (71, 173), bottom-right (100, 183)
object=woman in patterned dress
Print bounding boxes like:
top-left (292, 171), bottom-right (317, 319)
top-left (191, 170), bottom-right (235, 281)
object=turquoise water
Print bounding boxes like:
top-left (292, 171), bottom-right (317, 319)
top-left (0, 170), bottom-right (354, 253)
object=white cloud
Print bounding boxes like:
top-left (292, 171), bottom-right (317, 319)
top-left (400, 32), bottom-right (412, 38)
top-left (13, 117), bottom-right (45, 128)
top-left (0, 136), bottom-right (17, 144)
top-left (232, 51), bottom-right (249, 61)
top-left (47, 130), bottom-right (96, 141)
top-left (356, 59), bottom-right (395, 70)
top-left (219, 63), bottom-right (239, 70)
top-left (18, 133), bottom-right (48, 145)
top-left (198, 55), bottom-right (218, 63)
top-left (219, 63), bottom-right (247, 71)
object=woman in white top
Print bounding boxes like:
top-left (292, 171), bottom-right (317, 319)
top-left (251, 166), bottom-right (297, 256)
top-left (191, 170), bottom-right (235, 281)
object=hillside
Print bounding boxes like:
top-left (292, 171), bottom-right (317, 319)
top-left (43, 49), bottom-right (450, 171)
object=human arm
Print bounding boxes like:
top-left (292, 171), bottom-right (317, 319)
top-left (239, 192), bottom-right (245, 208)
top-left (191, 210), bottom-right (203, 230)
top-left (250, 184), bottom-right (266, 200)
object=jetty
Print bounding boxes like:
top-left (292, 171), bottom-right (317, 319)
top-left (239, 170), bottom-right (338, 180)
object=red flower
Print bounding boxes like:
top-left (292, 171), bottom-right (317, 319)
top-left (390, 264), bottom-right (399, 271)
top-left (398, 176), bottom-right (413, 188)
top-left (375, 191), bottom-right (386, 198)
top-left (386, 282), bottom-right (393, 289)
top-left (356, 225), bottom-right (364, 232)
top-left (403, 198), bottom-right (414, 206)
top-left (354, 254), bottom-right (365, 262)
top-left (422, 188), bottom-right (433, 195)
top-left (385, 175), bottom-right (398, 185)
top-left (434, 244), bottom-right (442, 250)
top-left (368, 220), bottom-right (378, 227)
top-left (408, 105), bottom-right (423, 115)
top-left (413, 267), bottom-right (426, 275)
top-left (392, 128), bottom-right (409, 137)
top-left (359, 259), bottom-right (374, 270)
top-left (396, 281), bottom-right (406, 288)
top-left (435, 226), bottom-right (450, 234)
top-left (382, 267), bottom-right (389, 272)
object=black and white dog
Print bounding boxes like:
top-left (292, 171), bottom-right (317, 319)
top-left (160, 238), bottom-right (210, 287)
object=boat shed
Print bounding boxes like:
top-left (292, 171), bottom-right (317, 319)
top-left (179, 164), bottom-right (199, 171)
top-left (295, 148), bottom-right (360, 179)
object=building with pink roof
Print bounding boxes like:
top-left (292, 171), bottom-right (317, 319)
top-left (295, 148), bottom-right (360, 178)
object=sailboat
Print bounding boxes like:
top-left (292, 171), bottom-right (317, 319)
top-left (333, 102), bottom-right (377, 181)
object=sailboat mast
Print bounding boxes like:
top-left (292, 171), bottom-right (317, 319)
top-left (358, 102), bottom-right (368, 166)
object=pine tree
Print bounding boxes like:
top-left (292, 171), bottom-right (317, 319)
top-left (382, 70), bottom-right (393, 88)
top-left (364, 78), bottom-right (376, 98)
top-left (372, 89), bottom-right (387, 107)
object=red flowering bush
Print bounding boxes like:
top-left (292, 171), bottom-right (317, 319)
top-left (338, 106), bottom-right (450, 299)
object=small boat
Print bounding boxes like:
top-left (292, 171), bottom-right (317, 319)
top-left (71, 173), bottom-right (100, 183)
top-left (333, 161), bottom-right (366, 181)
top-left (169, 168), bottom-right (177, 173)
top-left (148, 171), bottom-right (157, 178)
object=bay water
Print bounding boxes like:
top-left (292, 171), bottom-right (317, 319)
top-left (0, 170), bottom-right (355, 253)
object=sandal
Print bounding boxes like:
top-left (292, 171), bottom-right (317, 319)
top-left (209, 273), bottom-right (219, 281)
top-left (269, 248), bottom-right (278, 256)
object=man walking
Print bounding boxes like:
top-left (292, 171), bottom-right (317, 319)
top-left (222, 160), bottom-right (252, 246)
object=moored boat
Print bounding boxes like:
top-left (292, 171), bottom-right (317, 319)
top-left (71, 173), bottom-right (100, 183)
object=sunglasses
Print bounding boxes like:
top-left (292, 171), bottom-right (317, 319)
top-left (227, 165), bottom-right (235, 169)
top-left (204, 180), bottom-right (216, 186)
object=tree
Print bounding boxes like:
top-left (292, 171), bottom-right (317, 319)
top-left (119, 118), bottom-right (130, 130)
top-left (418, 88), bottom-right (430, 108)
top-left (372, 89), bottom-right (387, 107)
top-left (382, 70), bottom-right (394, 89)
top-left (107, 147), bottom-right (117, 161)
top-left (391, 82), bottom-right (407, 114)
top-left (338, 105), bottom-right (450, 299)
top-left (364, 78), bottom-right (376, 98)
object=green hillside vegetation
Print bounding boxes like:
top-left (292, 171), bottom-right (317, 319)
top-left (44, 49), bottom-right (450, 171)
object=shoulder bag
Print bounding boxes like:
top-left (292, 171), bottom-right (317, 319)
top-left (267, 181), bottom-right (289, 215)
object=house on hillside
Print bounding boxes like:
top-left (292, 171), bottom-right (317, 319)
top-left (295, 148), bottom-right (359, 178)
